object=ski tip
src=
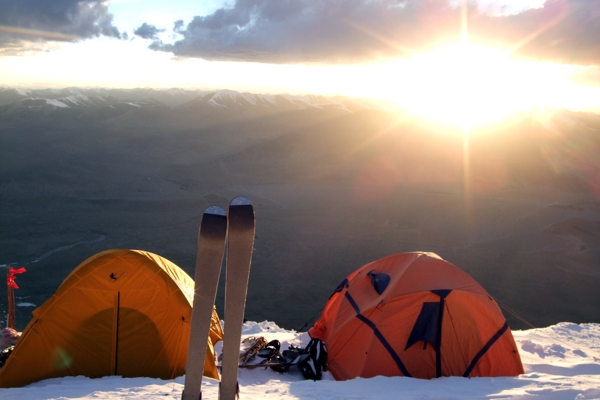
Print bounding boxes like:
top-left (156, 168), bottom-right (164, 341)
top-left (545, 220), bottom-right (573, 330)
top-left (204, 205), bottom-right (227, 216)
top-left (230, 196), bottom-right (252, 206)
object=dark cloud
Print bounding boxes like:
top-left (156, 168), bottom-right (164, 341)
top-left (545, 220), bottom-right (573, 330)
top-left (151, 0), bottom-right (459, 63)
top-left (134, 23), bottom-right (164, 40)
top-left (147, 0), bottom-right (600, 65)
top-left (0, 0), bottom-right (124, 54)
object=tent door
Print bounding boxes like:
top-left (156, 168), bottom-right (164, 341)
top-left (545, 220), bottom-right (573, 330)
top-left (405, 290), bottom-right (452, 378)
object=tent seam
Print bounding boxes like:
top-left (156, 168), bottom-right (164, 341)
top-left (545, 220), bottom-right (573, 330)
top-left (462, 321), bottom-right (509, 377)
top-left (345, 292), bottom-right (412, 378)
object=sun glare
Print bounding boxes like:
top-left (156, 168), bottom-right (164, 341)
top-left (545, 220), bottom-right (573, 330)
top-left (379, 44), bottom-right (575, 127)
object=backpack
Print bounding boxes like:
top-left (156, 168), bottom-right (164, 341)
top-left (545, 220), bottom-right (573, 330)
top-left (297, 338), bottom-right (327, 380)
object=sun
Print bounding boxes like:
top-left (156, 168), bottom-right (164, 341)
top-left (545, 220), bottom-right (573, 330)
top-left (376, 44), bottom-right (567, 127)
top-left (403, 45), bottom-right (521, 126)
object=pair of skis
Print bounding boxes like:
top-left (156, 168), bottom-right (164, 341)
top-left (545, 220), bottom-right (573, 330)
top-left (182, 196), bottom-right (255, 400)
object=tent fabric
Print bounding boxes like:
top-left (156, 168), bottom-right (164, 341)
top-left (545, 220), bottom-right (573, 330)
top-left (309, 252), bottom-right (524, 380)
top-left (0, 249), bottom-right (223, 388)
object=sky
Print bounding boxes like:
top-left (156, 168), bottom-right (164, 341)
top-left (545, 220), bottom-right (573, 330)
top-left (1, 0), bottom-right (600, 122)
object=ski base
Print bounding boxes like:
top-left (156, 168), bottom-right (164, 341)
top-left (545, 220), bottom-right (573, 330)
top-left (182, 206), bottom-right (227, 400)
top-left (219, 197), bottom-right (255, 400)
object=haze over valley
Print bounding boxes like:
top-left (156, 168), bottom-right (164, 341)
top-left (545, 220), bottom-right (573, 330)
top-left (1, 87), bottom-right (599, 331)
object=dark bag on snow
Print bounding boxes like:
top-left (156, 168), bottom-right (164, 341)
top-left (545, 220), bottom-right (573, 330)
top-left (298, 338), bottom-right (327, 380)
top-left (0, 346), bottom-right (15, 369)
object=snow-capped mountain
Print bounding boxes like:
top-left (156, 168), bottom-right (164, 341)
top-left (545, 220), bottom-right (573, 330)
top-left (0, 87), bottom-right (397, 113)
top-left (178, 89), bottom-right (390, 113)
top-left (0, 88), bottom-right (167, 110)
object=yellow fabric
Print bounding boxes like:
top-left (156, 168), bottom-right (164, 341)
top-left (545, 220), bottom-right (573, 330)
top-left (0, 249), bottom-right (223, 388)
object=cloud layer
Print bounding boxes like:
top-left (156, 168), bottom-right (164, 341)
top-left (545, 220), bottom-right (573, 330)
top-left (0, 0), bottom-right (124, 54)
top-left (2, 0), bottom-right (599, 68)
top-left (144, 0), bottom-right (600, 65)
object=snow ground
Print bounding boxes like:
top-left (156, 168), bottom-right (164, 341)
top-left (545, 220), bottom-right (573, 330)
top-left (1, 321), bottom-right (599, 400)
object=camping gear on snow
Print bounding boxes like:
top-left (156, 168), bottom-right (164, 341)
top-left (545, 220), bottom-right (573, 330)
top-left (237, 337), bottom-right (286, 370)
top-left (0, 328), bottom-right (20, 369)
top-left (296, 338), bottom-right (327, 380)
top-left (235, 336), bottom-right (327, 379)
top-left (309, 251), bottom-right (524, 380)
top-left (0, 249), bottom-right (223, 388)
top-left (0, 346), bottom-right (14, 369)
top-left (239, 336), bottom-right (269, 366)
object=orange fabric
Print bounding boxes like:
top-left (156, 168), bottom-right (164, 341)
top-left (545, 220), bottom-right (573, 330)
top-left (309, 252), bottom-right (524, 380)
top-left (0, 249), bottom-right (224, 388)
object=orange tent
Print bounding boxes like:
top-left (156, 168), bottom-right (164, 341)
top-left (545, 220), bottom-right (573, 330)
top-left (0, 249), bottom-right (223, 388)
top-left (309, 252), bottom-right (524, 380)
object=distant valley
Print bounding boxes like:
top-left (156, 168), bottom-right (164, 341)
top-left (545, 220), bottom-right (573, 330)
top-left (1, 87), bottom-right (599, 331)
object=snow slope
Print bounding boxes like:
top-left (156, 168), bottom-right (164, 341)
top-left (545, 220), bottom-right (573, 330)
top-left (1, 321), bottom-right (599, 400)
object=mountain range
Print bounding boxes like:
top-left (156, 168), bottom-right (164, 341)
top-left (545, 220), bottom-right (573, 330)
top-left (0, 87), bottom-right (395, 112)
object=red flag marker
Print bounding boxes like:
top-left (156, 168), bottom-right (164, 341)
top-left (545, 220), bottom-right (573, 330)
top-left (6, 267), bottom-right (26, 329)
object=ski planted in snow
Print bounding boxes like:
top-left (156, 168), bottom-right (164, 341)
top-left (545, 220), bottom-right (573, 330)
top-left (220, 196), bottom-right (256, 400)
top-left (182, 205), bottom-right (228, 400)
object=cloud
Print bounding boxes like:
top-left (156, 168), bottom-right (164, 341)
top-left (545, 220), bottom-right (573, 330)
top-left (150, 0), bottom-right (459, 63)
top-left (472, 0), bottom-right (600, 65)
top-left (0, 0), bottom-right (125, 54)
top-left (134, 23), bottom-right (164, 40)
top-left (146, 0), bottom-right (600, 66)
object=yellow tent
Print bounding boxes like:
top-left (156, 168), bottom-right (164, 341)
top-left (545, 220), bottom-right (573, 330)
top-left (0, 249), bottom-right (223, 388)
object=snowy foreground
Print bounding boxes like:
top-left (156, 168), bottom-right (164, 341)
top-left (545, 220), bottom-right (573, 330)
top-left (2, 321), bottom-right (599, 400)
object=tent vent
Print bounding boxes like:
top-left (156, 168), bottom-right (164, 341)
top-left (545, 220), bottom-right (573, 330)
top-left (367, 271), bottom-right (390, 295)
top-left (405, 302), bottom-right (441, 351)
